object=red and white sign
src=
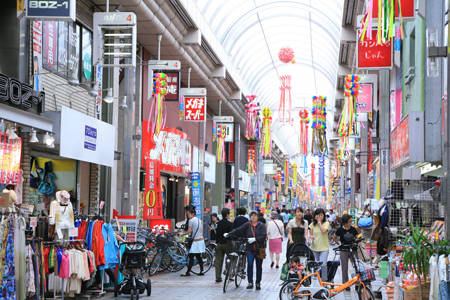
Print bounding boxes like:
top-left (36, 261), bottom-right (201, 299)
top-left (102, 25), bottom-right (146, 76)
top-left (368, 127), bottom-right (373, 173)
top-left (357, 30), bottom-right (392, 69)
top-left (45, 21), bottom-right (57, 68)
top-left (144, 159), bottom-right (163, 220)
top-left (33, 21), bottom-right (42, 91)
top-left (390, 115), bottom-right (409, 170)
top-left (184, 96), bottom-right (207, 121)
top-left (358, 84), bottom-right (372, 112)
top-left (372, 0), bottom-right (415, 20)
top-left (149, 219), bottom-right (172, 233)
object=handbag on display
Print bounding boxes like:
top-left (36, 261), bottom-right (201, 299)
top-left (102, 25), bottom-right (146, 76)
top-left (30, 157), bottom-right (42, 189)
top-left (358, 204), bottom-right (374, 229)
top-left (38, 161), bottom-right (56, 196)
top-left (357, 243), bottom-right (371, 262)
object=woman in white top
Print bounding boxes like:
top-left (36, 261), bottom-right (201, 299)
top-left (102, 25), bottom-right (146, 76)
top-left (287, 207), bottom-right (310, 259)
top-left (267, 211), bottom-right (284, 268)
top-left (178, 205), bottom-right (205, 276)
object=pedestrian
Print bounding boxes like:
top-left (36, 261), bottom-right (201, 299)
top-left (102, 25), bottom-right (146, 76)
top-left (287, 207), bottom-right (310, 258)
top-left (267, 211), bottom-right (283, 268)
top-left (304, 209), bottom-right (313, 226)
top-left (309, 208), bottom-right (330, 281)
top-left (234, 207), bottom-right (249, 229)
top-left (225, 210), bottom-right (267, 290)
top-left (277, 209), bottom-right (284, 222)
top-left (280, 209), bottom-right (289, 237)
top-left (258, 212), bottom-right (266, 224)
top-left (332, 214), bottom-right (358, 290)
top-left (208, 213), bottom-right (218, 242)
top-left (214, 208), bottom-right (234, 283)
top-left (289, 209), bottom-right (295, 220)
top-left (179, 206), bottom-right (205, 276)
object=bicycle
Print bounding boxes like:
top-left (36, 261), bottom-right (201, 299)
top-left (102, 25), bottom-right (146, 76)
top-left (279, 238), bottom-right (376, 300)
top-left (223, 235), bottom-right (248, 293)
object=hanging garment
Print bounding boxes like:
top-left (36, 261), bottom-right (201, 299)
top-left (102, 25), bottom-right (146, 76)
top-left (438, 281), bottom-right (450, 300)
top-left (0, 217), bottom-right (16, 299)
top-left (100, 223), bottom-right (119, 270)
top-left (430, 254), bottom-right (439, 300)
top-left (438, 254), bottom-right (447, 282)
top-left (14, 216), bottom-right (26, 300)
top-left (26, 245), bottom-right (35, 297)
top-left (59, 252), bottom-right (70, 279)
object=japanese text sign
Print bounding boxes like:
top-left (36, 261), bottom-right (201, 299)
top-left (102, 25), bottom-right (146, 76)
top-left (184, 97), bottom-right (207, 122)
top-left (111, 217), bottom-right (138, 242)
top-left (0, 134), bottom-right (22, 185)
top-left (144, 159), bottom-right (163, 219)
top-left (390, 115), bottom-right (410, 170)
top-left (191, 172), bottom-right (202, 220)
top-left (358, 84), bottom-right (372, 112)
top-left (163, 72), bottom-right (180, 101)
top-left (149, 219), bottom-right (172, 233)
top-left (357, 30), bottom-right (392, 69)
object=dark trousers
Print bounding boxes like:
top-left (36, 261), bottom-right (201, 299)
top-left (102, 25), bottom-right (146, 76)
top-left (284, 223), bottom-right (288, 237)
top-left (247, 252), bottom-right (263, 284)
top-left (215, 243), bottom-right (227, 280)
top-left (340, 250), bottom-right (351, 283)
top-left (187, 253), bottom-right (203, 274)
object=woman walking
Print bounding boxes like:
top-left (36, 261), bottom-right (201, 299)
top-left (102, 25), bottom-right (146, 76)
top-left (225, 210), bottom-right (267, 290)
top-left (179, 206), bottom-right (205, 276)
top-left (309, 208), bottom-right (330, 281)
top-left (287, 207), bottom-right (310, 257)
top-left (267, 211), bottom-right (283, 268)
top-left (332, 214), bottom-right (358, 290)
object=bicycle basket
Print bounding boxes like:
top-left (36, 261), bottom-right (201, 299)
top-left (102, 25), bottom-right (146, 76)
top-left (156, 233), bottom-right (173, 245)
top-left (357, 269), bottom-right (376, 282)
top-left (226, 239), bottom-right (245, 254)
top-left (122, 249), bottom-right (146, 269)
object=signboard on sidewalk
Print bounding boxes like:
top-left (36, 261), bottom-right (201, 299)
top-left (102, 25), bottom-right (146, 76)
top-left (111, 217), bottom-right (138, 242)
top-left (357, 30), bottom-right (392, 69)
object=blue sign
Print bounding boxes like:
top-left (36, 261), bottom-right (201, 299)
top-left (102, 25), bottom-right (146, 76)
top-left (395, 39), bottom-right (401, 51)
top-left (190, 172), bottom-right (202, 220)
top-left (289, 180), bottom-right (292, 188)
top-left (347, 188), bottom-right (351, 194)
top-left (84, 125), bottom-right (97, 151)
top-left (281, 173), bottom-right (285, 183)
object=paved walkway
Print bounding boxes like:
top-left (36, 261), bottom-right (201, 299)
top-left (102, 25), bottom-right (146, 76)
top-left (103, 237), bottom-right (383, 300)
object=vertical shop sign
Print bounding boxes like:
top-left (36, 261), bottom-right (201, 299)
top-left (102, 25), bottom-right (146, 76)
top-left (191, 172), bottom-right (202, 220)
top-left (82, 28), bottom-right (93, 80)
top-left (357, 30), bottom-right (392, 69)
top-left (67, 23), bottom-right (79, 78)
top-left (368, 127), bottom-right (373, 173)
top-left (33, 21), bottom-right (43, 91)
top-left (144, 159), bottom-right (163, 220)
top-left (44, 21), bottom-right (57, 69)
top-left (358, 84), bottom-right (372, 112)
top-left (0, 135), bottom-right (22, 185)
top-left (390, 90), bottom-right (402, 131)
top-left (164, 72), bottom-right (180, 101)
top-left (184, 97), bottom-right (207, 121)
top-left (95, 65), bottom-right (103, 120)
top-left (390, 115), bottom-right (410, 170)
top-left (58, 21), bottom-right (68, 70)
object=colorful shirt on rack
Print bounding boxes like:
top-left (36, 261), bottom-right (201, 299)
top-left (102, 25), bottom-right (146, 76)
top-left (26, 245), bottom-right (35, 297)
top-left (100, 223), bottom-right (119, 270)
top-left (0, 217), bottom-right (16, 299)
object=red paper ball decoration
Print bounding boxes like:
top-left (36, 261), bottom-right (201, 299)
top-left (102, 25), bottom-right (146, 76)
top-left (278, 46), bottom-right (295, 63)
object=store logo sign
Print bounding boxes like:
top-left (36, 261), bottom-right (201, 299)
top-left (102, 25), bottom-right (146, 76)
top-left (0, 73), bottom-right (45, 113)
top-left (84, 125), bottom-right (97, 151)
top-left (149, 131), bottom-right (181, 167)
top-left (27, 0), bottom-right (75, 21)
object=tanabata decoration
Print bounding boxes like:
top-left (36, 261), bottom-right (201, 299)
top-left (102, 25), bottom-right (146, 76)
top-left (278, 75), bottom-right (292, 125)
top-left (284, 154), bottom-right (290, 194)
top-left (278, 46), bottom-right (295, 64)
top-left (148, 73), bottom-right (168, 134)
top-left (247, 149), bottom-right (256, 175)
top-left (245, 95), bottom-right (260, 140)
top-left (216, 124), bottom-right (227, 163)
top-left (299, 109), bottom-right (309, 174)
top-left (311, 163), bottom-right (316, 186)
top-left (311, 96), bottom-right (328, 156)
top-left (318, 155), bottom-right (325, 187)
top-left (260, 108), bottom-right (272, 157)
top-left (359, 0), bottom-right (404, 44)
top-left (292, 163), bottom-right (298, 187)
top-left (338, 75), bottom-right (360, 154)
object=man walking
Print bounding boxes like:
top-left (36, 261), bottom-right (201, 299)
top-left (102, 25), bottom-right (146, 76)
top-left (281, 209), bottom-right (289, 237)
top-left (304, 209), bottom-right (313, 226)
top-left (329, 209), bottom-right (337, 228)
top-left (215, 208), bottom-right (234, 283)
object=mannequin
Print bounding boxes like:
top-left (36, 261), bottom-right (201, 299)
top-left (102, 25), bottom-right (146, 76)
top-left (49, 190), bottom-right (74, 240)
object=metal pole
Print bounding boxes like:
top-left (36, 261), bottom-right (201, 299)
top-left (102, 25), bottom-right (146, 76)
top-left (234, 122), bottom-right (241, 210)
top-left (350, 150), bottom-right (356, 208)
top-left (360, 122), bottom-right (369, 209)
top-left (157, 35), bottom-right (162, 61)
top-left (380, 69), bottom-right (391, 197)
top-left (198, 121), bottom-right (206, 221)
top-left (445, 0), bottom-right (450, 240)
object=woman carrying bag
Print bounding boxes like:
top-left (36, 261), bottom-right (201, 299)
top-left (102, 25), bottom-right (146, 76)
top-left (267, 211), bottom-right (283, 268)
top-left (225, 210), bottom-right (267, 290)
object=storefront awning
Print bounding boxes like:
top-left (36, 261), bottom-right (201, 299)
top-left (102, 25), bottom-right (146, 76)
top-left (0, 103), bottom-right (53, 132)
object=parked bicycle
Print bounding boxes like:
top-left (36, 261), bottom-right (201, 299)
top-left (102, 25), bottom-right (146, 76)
top-left (279, 237), bottom-right (376, 300)
top-left (223, 235), bottom-right (248, 293)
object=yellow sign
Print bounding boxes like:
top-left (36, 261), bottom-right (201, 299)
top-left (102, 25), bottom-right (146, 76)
top-left (17, 0), bottom-right (24, 11)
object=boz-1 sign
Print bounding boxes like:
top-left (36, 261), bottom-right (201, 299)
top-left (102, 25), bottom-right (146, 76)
top-left (0, 73), bottom-right (45, 113)
top-left (27, 0), bottom-right (76, 21)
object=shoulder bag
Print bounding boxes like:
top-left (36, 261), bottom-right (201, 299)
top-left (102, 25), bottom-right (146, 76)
top-left (30, 157), bottom-right (42, 189)
top-left (251, 223), bottom-right (266, 260)
top-left (358, 204), bottom-right (374, 229)
top-left (186, 218), bottom-right (200, 249)
top-left (273, 220), bottom-right (283, 236)
top-left (38, 161), bottom-right (56, 196)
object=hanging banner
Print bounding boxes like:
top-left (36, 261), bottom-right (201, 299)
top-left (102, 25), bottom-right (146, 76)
top-left (184, 96), bottom-right (207, 122)
top-left (390, 115), bottom-right (410, 170)
top-left (143, 159), bottom-right (163, 220)
top-left (191, 172), bottom-right (202, 220)
top-left (0, 134), bottom-right (22, 185)
top-left (371, 0), bottom-right (415, 21)
top-left (358, 84), bottom-right (372, 112)
top-left (33, 21), bottom-right (43, 91)
top-left (95, 65), bottom-right (103, 120)
top-left (357, 30), bottom-right (392, 69)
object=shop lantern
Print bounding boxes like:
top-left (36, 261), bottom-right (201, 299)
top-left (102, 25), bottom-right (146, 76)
top-left (278, 75), bottom-right (292, 125)
top-left (245, 95), bottom-right (261, 140)
top-left (260, 108), bottom-right (272, 157)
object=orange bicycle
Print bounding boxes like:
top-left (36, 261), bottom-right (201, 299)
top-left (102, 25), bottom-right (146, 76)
top-left (279, 238), bottom-right (376, 300)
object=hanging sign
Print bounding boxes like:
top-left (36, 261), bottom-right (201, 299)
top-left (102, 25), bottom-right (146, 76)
top-left (143, 159), bottom-right (163, 219)
top-left (390, 115), bottom-right (410, 170)
top-left (20, 204), bottom-right (34, 215)
top-left (30, 217), bottom-right (37, 228)
top-left (357, 30), bottom-right (392, 69)
top-left (27, 0), bottom-right (76, 22)
top-left (33, 21), bottom-right (43, 92)
top-left (371, 0), bottom-right (415, 21)
top-left (163, 72), bottom-right (180, 101)
top-left (358, 84), bottom-right (372, 112)
top-left (191, 172), bottom-right (202, 220)
top-left (184, 96), bottom-right (207, 122)
top-left (0, 135), bottom-right (22, 185)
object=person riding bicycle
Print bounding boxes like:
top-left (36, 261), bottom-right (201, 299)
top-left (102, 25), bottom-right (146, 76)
top-left (225, 210), bottom-right (267, 290)
top-left (214, 208), bottom-right (234, 283)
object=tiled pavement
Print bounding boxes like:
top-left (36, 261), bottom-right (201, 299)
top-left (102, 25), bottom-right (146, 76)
top-left (103, 237), bottom-right (383, 300)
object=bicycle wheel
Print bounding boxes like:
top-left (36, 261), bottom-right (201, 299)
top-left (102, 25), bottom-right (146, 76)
top-left (191, 248), bottom-right (214, 274)
top-left (148, 250), bottom-right (163, 276)
top-left (358, 284), bottom-right (375, 300)
top-left (162, 244), bottom-right (186, 272)
top-left (223, 256), bottom-right (236, 293)
top-left (235, 255), bottom-right (246, 287)
top-left (279, 279), bottom-right (303, 300)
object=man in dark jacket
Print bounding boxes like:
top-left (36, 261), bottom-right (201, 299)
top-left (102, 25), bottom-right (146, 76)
top-left (215, 208), bottom-right (234, 283)
top-left (233, 207), bottom-right (249, 229)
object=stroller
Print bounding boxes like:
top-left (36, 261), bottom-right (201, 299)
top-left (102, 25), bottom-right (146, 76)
top-left (285, 243), bottom-right (315, 286)
top-left (114, 241), bottom-right (151, 300)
